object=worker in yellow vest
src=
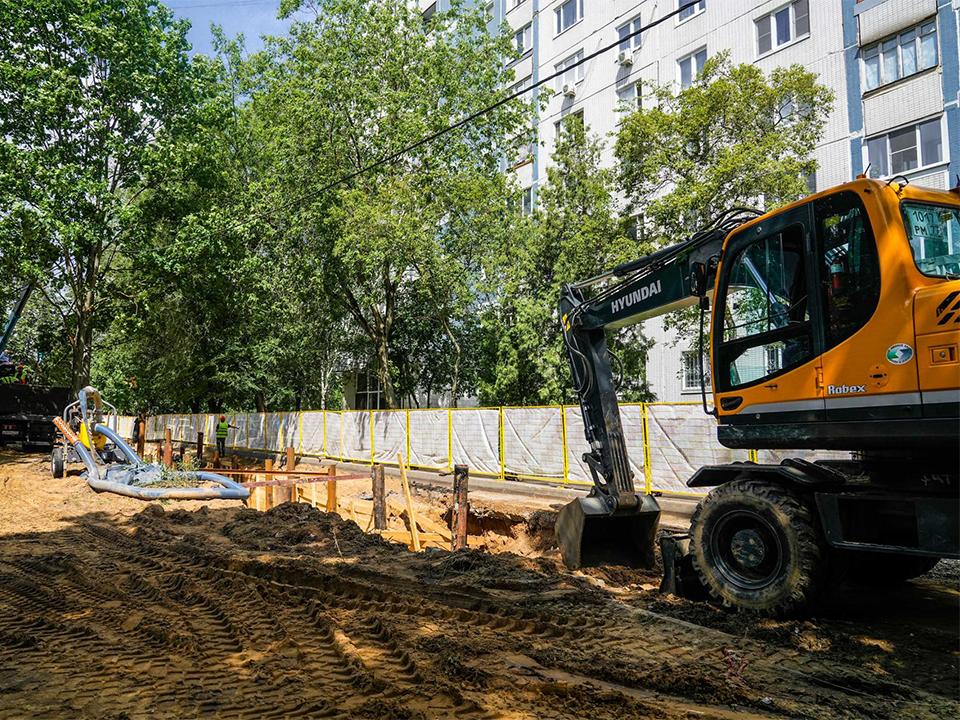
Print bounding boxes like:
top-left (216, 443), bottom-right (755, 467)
top-left (0, 366), bottom-right (24, 385)
top-left (215, 415), bottom-right (238, 457)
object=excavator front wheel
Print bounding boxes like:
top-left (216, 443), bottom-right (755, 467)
top-left (690, 479), bottom-right (827, 617)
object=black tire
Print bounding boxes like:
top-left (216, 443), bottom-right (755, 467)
top-left (51, 447), bottom-right (65, 479)
top-left (690, 479), bottom-right (827, 617)
top-left (838, 551), bottom-right (940, 585)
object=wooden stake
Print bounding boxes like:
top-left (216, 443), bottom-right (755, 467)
top-left (286, 445), bottom-right (295, 472)
top-left (371, 464), bottom-right (387, 531)
top-left (136, 417), bottom-right (146, 458)
top-left (197, 432), bottom-right (204, 465)
top-left (453, 464), bottom-right (469, 551)
top-left (163, 429), bottom-right (173, 468)
top-left (397, 453), bottom-right (420, 552)
top-left (325, 465), bottom-right (337, 512)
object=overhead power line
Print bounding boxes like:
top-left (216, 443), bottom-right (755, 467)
top-left (130, 0), bottom-right (702, 253)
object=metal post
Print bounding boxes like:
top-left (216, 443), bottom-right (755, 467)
top-left (372, 464), bottom-right (387, 530)
top-left (197, 431), bottom-right (204, 465)
top-left (452, 464), bottom-right (469, 551)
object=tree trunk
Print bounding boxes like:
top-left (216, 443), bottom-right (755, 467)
top-left (375, 340), bottom-right (398, 409)
top-left (254, 389), bottom-right (267, 414)
top-left (70, 307), bottom-right (94, 394)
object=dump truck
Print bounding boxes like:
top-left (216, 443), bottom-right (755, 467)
top-left (0, 283), bottom-right (70, 452)
top-left (557, 177), bottom-right (960, 615)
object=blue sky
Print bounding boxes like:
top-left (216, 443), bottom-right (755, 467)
top-left (166, 0), bottom-right (300, 56)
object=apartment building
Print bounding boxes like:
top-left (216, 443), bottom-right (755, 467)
top-left (418, 0), bottom-right (959, 402)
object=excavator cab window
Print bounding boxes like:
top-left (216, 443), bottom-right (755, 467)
top-left (814, 191), bottom-right (881, 350)
top-left (901, 201), bottom-right (960, 277)
top-left (715, 222), bottom-right (813, 391)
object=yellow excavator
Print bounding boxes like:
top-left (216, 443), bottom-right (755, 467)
top-left (557, 177), bottom-right (960, 616)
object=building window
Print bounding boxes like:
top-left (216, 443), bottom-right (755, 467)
top-left (354, 372), bottom-right (383, 410)
top-left (510, 0), bottom-right (526, 8)
top-left (554, 110), bottom-right (584, 140)
top-left (678, 48), bottom-right (707, 89)
top-left (616, 82), bottom-right (641, 116)
top-left (866, 118), bottom-right (943, 178)
top-left (756, 0), bottom-right (809, 57)
top-left (521, 187), bottom-right (533, 214)
top-left (862, 20), bottom-right (937, 92)
top-left (422, 2), bottom-right (436, 27)
top-left (555, 0), bottom-right (583, 36)
top-left (618, 15), bottom-right (643, 52)
top-left (485, 2), bottom-right (494, 22)
top-left (511, 74), bottom-right (532, 95)
top-left (681, 351), bottom-right (708, 391)
top-left (555, 51), bottom-right (584, 92)
top-left (678, 0), bottom-right (705, 23)
top-left (625, 213), bottom-right (644, 241)
top-left (513, 23), bottom-right (532, 56)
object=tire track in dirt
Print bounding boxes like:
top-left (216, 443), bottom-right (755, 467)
top-left (1, 494), bottom-right (957, 720)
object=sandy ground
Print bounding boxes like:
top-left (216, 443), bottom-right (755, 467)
top-left (0, 449), bottom-right (957, 719)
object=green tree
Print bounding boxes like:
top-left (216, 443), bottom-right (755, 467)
top-left (615, 52), bottom-right (833, 341)
top-left (0, 0), bottom-right (213, 392)
top-left (480, 117), bottom-right (653, 406)
top-left (250, 0), bottom-right (533, 408)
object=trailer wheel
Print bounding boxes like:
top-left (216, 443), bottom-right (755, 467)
top-left (839, 551), bottom-right (940, 585)
top-left (51, 447), bottom-right (64, 479)
top-left (690, 479), bottom-right (827, 617)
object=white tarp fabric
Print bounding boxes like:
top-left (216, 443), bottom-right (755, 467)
top-left (373, 411), bottom-right (406, 464)
top-left (620, 404), bottom-right (647, 486)
top-left (248, 413), bottom-right (267, 450)
top-left (503, 407), bottom-right (563, 479)
top-left (408, 409), bottom-right (448, 469)
top-left (300, 412), bottom-right (324, 456)
top-left (265, 412), bottom-right (283, 452)
top-left (563, 406), bottom-right (592, 484)
top-left (325, 412), bottom-right (342, 458)
top-left (283, 412), bottom-right (299, 452)
top-left (342, 411), bottom-right (371, 462)
top-left (116, 416), bottom-right (133, 441)
top-left (233, 412), bottom-right (249, 449)
top-left (757, 448), bottom-right (848, 464)
top-left (451, 408), bottom-right (500, 476)
top-left (646, 404), bottom-right (745, 494)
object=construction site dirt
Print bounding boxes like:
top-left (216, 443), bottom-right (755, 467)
top-left (0, 449), bottom-right (957, 720)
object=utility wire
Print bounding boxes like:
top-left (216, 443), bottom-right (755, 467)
top-left (127, 0), bottom-right (703, 254)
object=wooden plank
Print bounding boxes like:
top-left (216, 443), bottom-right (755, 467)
top-left (453, 464), bottom-right (469, 551)
top-left (397, 453), bottom-right (420, 551)
top-left (372, 464), bottom-right (387, 531)
top-left (377, 531), bottom-right (445, 542)
top-left (386, 498), bottom-right (452, 541)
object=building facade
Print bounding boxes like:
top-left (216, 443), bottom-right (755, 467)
top-left (414, 0), bottom-right (959, 404)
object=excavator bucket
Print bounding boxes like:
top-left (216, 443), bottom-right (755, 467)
top-left (556, 493), bottom-right (661, 569)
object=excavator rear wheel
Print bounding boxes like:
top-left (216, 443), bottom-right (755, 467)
top-left (690, 479), bottom-right (827, 617)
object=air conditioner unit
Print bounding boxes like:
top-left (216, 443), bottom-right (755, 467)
top-left (562, 83), bottom-right (577, 98)
top-left (617, 50), bottom-right (633, 66)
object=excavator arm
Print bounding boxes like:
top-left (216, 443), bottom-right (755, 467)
top-left (555, 212), bottom-right (755, 570)
top-left (1, 283), bottom-right (35, 357)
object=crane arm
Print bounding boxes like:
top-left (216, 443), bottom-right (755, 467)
top-left (0, 283), bottom-right (35, 356)
top-left (559, 227), bottom-right (729, 512)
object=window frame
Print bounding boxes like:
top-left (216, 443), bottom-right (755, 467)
top-left (513, 23), bottom-right (532, 57)
top-left (677, 47), bottom-right (707, 89)
top-left (864, 116), bottom-right (946, 180)
top-left (616, 82), bottom-right (641, 118)
top-left (617, 14), bottom-right (643, 53)
top-left (860, 19), bottom-right (938, 92)
top-left (900, 200), bottom-right (960, 278)
top-left (755, 0), bottom-right (810, 58)
top-left (680, 350), bottom-right (707, 392)
top-left (554, 0), bottom-right (584, 37)
top-left (677, 0), bottom-right (706, 25)
top-left (713, 215), bottom-right (817, 393)
top-left (555, 50), bottom-right (585, 92)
